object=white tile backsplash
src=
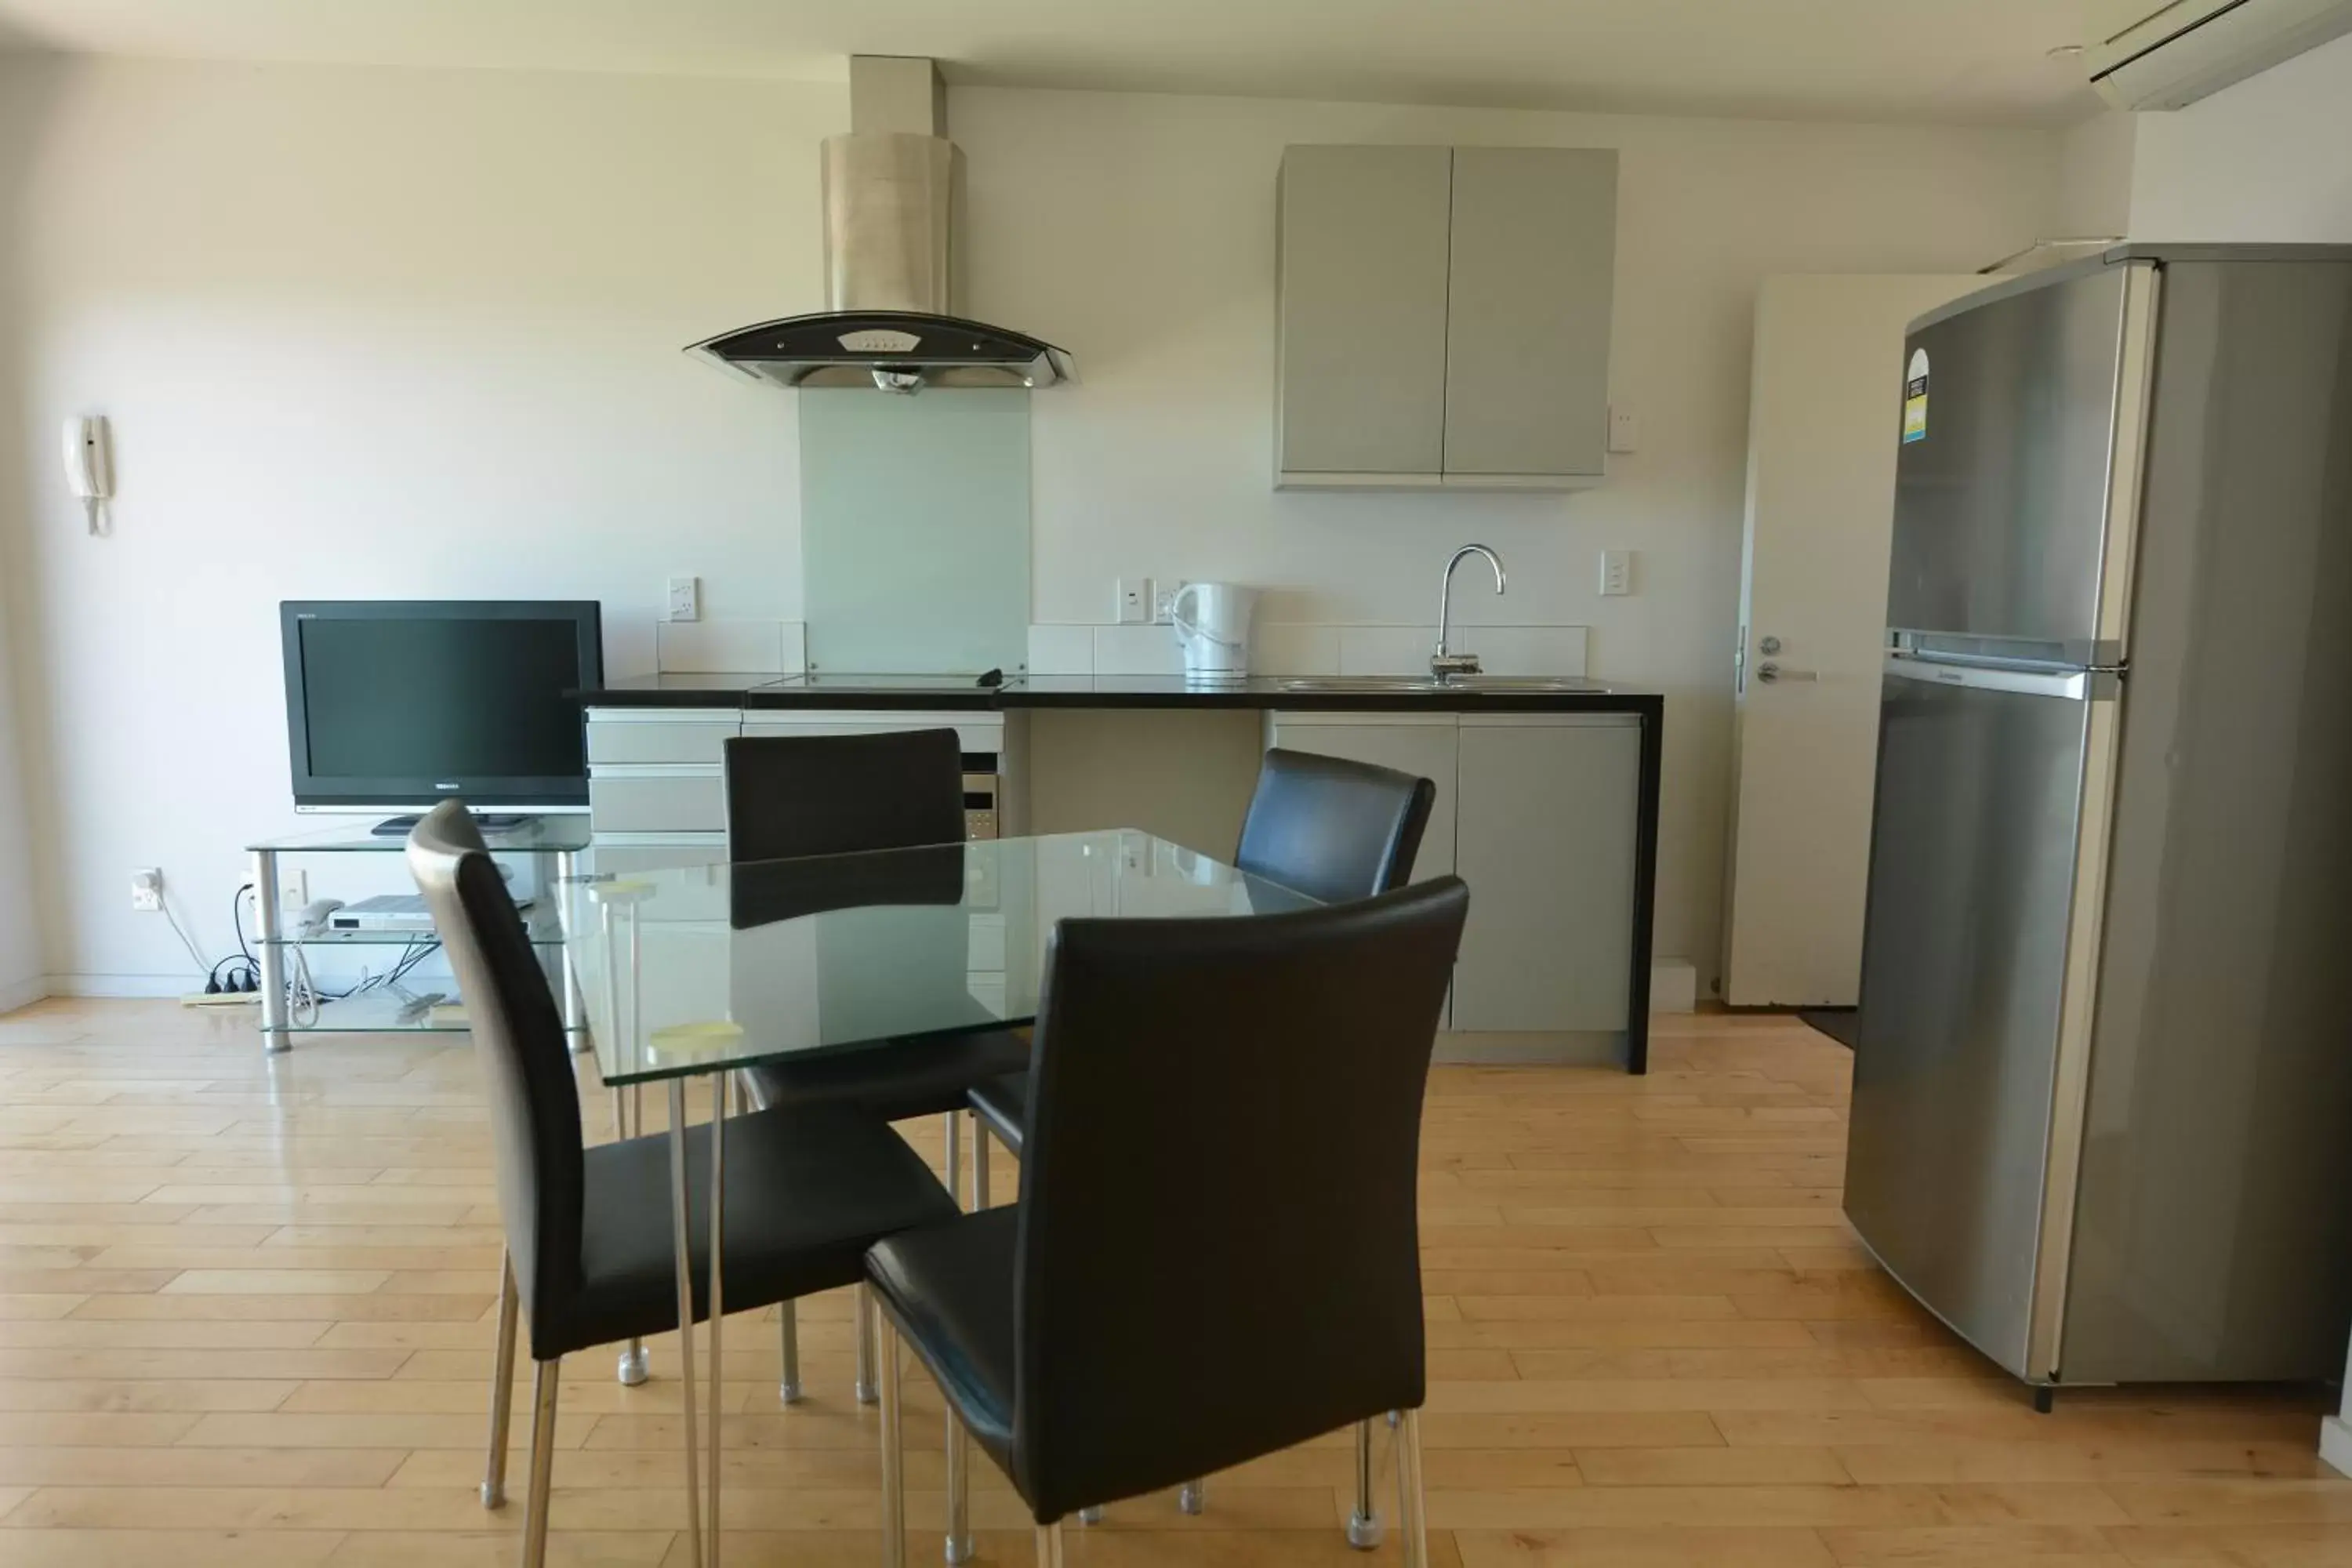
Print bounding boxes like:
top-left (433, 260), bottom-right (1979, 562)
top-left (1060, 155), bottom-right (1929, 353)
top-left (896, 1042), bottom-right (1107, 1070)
top-left (1025, 624), bottom-right (1095, 675)
top-left (1252, 622), bottom-right (1341, 677)
top-left (1455, 626), bottom-right (1590, 677)
top-left (1092, 623), bottom-right (1185, 676)
top-left (1338, 626), bottom-right (1440, 677)
top-left (655, 619), bottom-right (791, 673)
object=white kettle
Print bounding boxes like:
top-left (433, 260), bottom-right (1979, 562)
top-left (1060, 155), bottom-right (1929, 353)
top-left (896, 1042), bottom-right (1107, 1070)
top-left (1170, 582), bottom-right (1256, 681)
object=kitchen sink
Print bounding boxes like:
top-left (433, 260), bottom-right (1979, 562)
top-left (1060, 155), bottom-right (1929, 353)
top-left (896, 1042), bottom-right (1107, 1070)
top-left (1277, 675), bottom-right (1599, 695)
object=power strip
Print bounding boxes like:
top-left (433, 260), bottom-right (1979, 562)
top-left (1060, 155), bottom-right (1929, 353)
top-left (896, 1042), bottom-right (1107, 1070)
top-left (181, 991), bottom-right (260, 1009)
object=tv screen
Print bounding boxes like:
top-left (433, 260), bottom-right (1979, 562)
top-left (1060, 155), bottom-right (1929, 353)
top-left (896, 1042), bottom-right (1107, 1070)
top-left (281, 601), bottom-right (601, 809)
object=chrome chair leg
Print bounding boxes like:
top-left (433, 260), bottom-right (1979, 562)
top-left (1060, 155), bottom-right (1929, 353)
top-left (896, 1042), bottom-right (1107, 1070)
top-left (972, 1116), bottom-right (991, 1209)
top-left (880, 1321), bottom-right (906, 1568)
top-left (855, 1283), bottom-right (880, 1404)
top-left (1345, 1417), bottom-right (1382, 1548)
top-left (778, 1299), bottom-right (803, 1404)
top-left (945, 1110), bottom-right (964, 1210)
top-left (1178, 1479), bottom-right (1204, 1515)
top-left (521, 1356), bottom-right (561, 1568)
top-left (616, 1338), bottom-right (649, 1387)
top-left (1396, 1406), bottom-right (1429, 1568)
top-left (1077, 1507), bottom-right (1103, 1525)
top-left (1034, 1522), bottom-right (1065, 1568)
top-left (482, 1250), bottom-right (518, 1508)
top-left (946, 1407), bottom-right (974, 1564)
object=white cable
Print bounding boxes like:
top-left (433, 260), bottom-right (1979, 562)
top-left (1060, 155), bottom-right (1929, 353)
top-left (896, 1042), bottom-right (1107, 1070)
top-left (159, 896), bottom-right (212, 979)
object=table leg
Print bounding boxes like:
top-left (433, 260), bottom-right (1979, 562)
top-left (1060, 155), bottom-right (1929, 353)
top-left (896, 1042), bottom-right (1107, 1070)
top-left (668, 1079), bottom-right (704, 1568)
top-left (554, 849), bottom-right (588, 1053)
top-left (253, 850), bottom-right (289, 1054)
top-left (707, 1077), bottom-right (725, 1568)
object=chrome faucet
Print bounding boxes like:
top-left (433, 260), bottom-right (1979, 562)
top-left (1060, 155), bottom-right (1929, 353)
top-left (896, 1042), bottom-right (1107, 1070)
top-left (1433, 544), bottom-right (1506, 677)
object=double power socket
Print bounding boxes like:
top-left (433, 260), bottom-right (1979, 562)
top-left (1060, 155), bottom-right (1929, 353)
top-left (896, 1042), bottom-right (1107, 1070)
top-left (1114, 578), bottom-right (1178, 626)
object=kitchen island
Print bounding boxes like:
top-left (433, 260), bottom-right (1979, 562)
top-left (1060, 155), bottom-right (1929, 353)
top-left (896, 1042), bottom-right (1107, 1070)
top-left (576, 672), bottom-right (1664, 1073)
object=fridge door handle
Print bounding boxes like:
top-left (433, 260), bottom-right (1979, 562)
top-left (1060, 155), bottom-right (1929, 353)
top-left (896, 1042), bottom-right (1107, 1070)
top-left (1884, 655), bottom-right (2112, 701)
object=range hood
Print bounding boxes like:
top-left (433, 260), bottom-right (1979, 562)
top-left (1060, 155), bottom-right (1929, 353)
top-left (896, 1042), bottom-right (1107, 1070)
top-left (688, 56), bottom-right (1075, 394)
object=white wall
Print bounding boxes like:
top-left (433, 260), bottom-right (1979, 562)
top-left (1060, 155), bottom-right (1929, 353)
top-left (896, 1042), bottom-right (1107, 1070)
top-left (0, 64), bottom-right (52, 1007)
top-left (953, 87), bottom-right (2056, 973)
top-left (2129, 29), bottom-right (2352, 240)
top-left (0, 53), bottom-right (2060, 992)
top-left (0, 55), bottom-right (844, 990)
top-left (2058, 110), bottom-right (2137, 238)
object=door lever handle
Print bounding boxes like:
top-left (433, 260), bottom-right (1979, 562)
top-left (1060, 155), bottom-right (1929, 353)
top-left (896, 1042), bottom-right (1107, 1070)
top-left (1755, 662), bottom-right (1817, 684)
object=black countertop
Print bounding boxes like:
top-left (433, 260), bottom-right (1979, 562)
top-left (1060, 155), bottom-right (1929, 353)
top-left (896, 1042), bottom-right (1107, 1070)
top-left (580, 671), bottom-right (1659, 715)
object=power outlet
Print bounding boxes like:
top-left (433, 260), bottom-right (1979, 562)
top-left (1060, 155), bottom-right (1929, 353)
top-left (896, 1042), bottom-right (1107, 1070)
top-left (280, 869), bottom-right (309, 913)
top-left (1114, 578), bottom-right (1152, 626)
top-left (130, 868), bottom-right (162, 913)
top-left (666, 575), bottom-right (700, 622)
top-left (1599, 549), bottom-right (1634, 597)
top-left (1608, 405), bottom-right (1641, 455)
top-left (1152, 585), bottom-right (1178, 624)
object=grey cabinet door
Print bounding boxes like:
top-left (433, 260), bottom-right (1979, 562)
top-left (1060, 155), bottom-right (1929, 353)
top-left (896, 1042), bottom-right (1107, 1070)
top-left (1442, 147), bottom-right (1617, 480)
top-left (1276, 146), bottom-right (1453, 479)
top-left (1451, 715), bottom-right (1638, 1033)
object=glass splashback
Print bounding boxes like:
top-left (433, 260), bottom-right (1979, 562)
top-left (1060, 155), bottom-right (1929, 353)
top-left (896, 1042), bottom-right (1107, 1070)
top-left (799, 388), bottom-right (1031, 675)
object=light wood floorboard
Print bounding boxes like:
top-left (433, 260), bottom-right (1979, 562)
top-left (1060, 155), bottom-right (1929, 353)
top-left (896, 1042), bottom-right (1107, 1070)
top-left (0, 1000), bottom-right (2340, 1565)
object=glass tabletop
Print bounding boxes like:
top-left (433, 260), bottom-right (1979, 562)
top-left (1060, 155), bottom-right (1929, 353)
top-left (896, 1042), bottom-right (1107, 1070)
top-left (566, 829), bottom-right (1315, 1086)
top-left (249, 816), bottom-right (594, 855)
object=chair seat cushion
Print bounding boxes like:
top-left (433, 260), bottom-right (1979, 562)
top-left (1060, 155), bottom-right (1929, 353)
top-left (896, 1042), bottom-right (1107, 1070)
top-left (865, 1207), bottom-right (1020, 1474)
top-left (542, 1102), bottom-right (958, 1361)
top-left (965, 1071), bottom-right (1030, 1156)
top-left (745, 1030), bottom-right (1032, 1123)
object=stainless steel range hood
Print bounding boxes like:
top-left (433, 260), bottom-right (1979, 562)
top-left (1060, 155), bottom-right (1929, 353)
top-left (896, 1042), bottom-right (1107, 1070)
top-left (688, 56), bottom-right (1074, 394)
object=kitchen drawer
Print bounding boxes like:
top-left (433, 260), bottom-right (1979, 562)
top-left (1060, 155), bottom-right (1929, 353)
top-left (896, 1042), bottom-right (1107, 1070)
top-left (585, 710), bottom-right (741, 764)
top-left (742, 712), bottom-right (1005, 758)
top-left (588, 770), bottom-right (726, 834)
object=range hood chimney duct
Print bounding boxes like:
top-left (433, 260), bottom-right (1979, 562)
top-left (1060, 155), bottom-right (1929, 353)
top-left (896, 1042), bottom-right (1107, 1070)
top-left (688, 56), bottom-right (1074, 394)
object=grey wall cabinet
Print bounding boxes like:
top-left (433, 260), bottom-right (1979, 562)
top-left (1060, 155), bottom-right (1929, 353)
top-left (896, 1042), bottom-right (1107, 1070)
top-left (1276, 144), bottom-right (1618, 491)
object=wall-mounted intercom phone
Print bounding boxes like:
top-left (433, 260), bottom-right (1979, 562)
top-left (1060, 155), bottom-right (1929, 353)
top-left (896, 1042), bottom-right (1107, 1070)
top-left (62, 416), bottom-right (113, 535)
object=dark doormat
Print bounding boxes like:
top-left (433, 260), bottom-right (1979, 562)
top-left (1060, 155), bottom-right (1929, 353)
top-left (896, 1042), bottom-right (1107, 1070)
top-left (1799, 1008), bottom-right (1858, 1049)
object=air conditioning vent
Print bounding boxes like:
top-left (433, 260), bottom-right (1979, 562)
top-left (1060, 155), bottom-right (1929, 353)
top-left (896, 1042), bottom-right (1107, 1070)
top-left (2089, 0), bottom-right (2352, 109)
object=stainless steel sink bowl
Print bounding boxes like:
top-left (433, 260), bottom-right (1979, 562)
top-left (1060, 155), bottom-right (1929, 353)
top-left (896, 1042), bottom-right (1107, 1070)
top-left (1276, 675), bottom-right (1599, 695)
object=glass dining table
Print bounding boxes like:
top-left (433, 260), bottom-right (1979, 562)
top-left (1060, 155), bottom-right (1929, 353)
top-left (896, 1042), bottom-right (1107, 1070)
top-left (559, 829), bottom-right (1315, 1568)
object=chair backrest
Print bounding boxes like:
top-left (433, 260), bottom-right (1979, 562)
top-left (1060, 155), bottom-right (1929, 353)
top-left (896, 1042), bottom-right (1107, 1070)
top-left (1233, 748), bottom-right (1436, 903)
top-left (405, 800), bottom-right (583, 1338)
top-left (724, 728), bottom-right (967, 864)
top-left (1009, 876), bottom-right (1470, 1518)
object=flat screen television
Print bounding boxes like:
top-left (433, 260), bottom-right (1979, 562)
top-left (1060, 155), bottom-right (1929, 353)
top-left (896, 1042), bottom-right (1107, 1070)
top-left (281, 601), bottom-right (602, 815)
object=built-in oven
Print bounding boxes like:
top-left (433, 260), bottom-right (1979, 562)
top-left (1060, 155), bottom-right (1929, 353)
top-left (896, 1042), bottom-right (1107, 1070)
top-left (962, 755), bottom-right (1000, 840)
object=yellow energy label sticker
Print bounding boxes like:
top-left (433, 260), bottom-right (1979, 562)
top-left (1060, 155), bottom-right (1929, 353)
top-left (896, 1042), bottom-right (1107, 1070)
top-left (1902, 348), bottom-right (1929, 445)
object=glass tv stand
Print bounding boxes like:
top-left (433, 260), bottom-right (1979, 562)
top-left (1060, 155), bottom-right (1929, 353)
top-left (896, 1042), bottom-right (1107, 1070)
top-left (245, 817), bottom-right (592, 1054)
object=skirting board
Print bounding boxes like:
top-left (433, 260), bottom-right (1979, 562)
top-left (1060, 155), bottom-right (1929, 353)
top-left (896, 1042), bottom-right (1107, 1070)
top-left (46, 973), bottom-right (199, 1000)
top-left (0, 973), bottom-right (49, 1015)
top-left (2324, 1415), bottom-right (2352, 1479)
top-left (1436, 1030), bottom-right (1624, 1066)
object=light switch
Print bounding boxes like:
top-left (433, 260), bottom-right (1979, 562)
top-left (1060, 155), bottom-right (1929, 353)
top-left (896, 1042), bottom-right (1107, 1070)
top-left (1114, 578), bottom-right (1152, 625)
top-left (1608, 405), bottom-right (1641, 454)
top-left (1599, 550), bottom-right (1633, 597)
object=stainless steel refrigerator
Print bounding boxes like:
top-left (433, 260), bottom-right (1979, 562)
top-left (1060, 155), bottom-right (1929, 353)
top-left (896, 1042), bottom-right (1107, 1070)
top-left (1847, 244), bottom-right (2352, 1397)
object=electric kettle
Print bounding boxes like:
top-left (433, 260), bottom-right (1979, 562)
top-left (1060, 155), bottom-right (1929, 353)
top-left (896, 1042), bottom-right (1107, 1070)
top-left (1170, 582), bottom-right (1256, 681)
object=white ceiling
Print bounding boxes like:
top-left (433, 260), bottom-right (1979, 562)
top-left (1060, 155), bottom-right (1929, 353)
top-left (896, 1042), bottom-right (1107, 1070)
top-left (0, 0), bottom-right (2103, 125)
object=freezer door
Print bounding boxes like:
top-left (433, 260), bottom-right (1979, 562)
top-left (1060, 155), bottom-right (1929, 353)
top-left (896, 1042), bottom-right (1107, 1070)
top-left (1886, 265), bottom-right (2144, 659)
top-left (1846, 659), bottom-right (2103, 1379)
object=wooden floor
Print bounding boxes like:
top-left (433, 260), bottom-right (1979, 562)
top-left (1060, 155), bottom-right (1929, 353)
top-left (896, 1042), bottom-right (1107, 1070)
top-left (0, 1000), bottom-right (2346, 1566)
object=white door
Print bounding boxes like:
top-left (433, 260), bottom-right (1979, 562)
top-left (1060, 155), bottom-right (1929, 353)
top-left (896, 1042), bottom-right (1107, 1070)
top-left (1722, 274), bottom-right (1981, 1007)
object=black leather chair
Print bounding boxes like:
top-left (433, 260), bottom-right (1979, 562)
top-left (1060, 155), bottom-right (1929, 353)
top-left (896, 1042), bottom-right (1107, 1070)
top-left (405, 801), bottom-right (959, 1568)
top-left (967, 746), bottom-right (1436, 1160)
top-left (722, 728), bottom-right (1031, 1406)
top-left (964, 744), bottom-right (1437, 1536)
top-left (867, 877), bottom-right (1470, 1568)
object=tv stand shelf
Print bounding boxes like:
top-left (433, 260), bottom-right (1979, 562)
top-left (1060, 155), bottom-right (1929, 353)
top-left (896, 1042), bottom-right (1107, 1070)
top-left (245, 817), bottom-right (591, 1054)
